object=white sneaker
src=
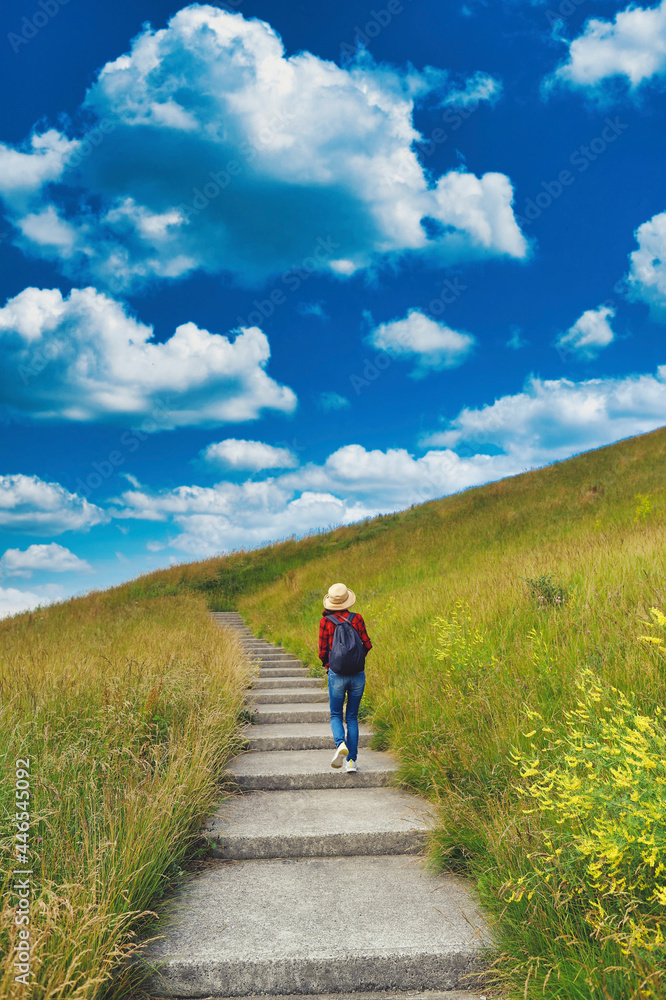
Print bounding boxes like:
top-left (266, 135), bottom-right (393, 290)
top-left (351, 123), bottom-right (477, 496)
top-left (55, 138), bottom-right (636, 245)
top-left (345, 759), bottom-right (357, 773)
top-left (331, 742), bottom-right (348, 768)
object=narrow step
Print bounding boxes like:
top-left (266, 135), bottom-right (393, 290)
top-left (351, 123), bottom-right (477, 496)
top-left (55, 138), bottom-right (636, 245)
top-left (251, 676), bottom-right (323, 690)
top-left (257, 666), bottom-right (310, 678)
top-left (244, 722), bottom-right (374, 751)
top-left (204, 786), bottom-right (433, 859)
top-left (252, 703), bottom-right (330, 724)
top-left (244, 649), bottom-right (290, 655)
top-left (247, 652), bottom-right (299, 661)
top-left (249, 688), bottom-right (328, 705)
top-left (143, 854), bottom-right (491, 996)
top-left (229, 748), bottom-right (398, 790)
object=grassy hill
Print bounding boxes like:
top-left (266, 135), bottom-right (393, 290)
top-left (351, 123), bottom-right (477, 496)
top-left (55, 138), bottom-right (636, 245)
top-left (3, 427), bottom-right (666, 999)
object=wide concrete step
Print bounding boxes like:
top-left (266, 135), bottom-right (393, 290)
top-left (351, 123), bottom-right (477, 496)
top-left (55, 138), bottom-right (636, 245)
top-left (244, 722), bottom-right (374, 751)
top-left (160, 993), bottom-right (487, 1000)
top-left (252, 676), bottom-right (323, 690)
top-left (229, 749), bottom-right (398, 790)
top-left (204, 787), bottom-right (434, 859)
top-left (144, 854), bottom-right (491, 996)
top-left (249, 688), bottom-right (328, 705)
top-left (252, 703), bottom-right (330, 724)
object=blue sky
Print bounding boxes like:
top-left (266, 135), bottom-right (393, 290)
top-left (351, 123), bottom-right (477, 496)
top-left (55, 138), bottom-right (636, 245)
top-left (1, 0), bottom-right (666, 615)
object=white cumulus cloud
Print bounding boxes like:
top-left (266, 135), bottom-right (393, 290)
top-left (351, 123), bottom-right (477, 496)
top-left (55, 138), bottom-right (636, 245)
top-left (551, 0), bottom-right (666, 93)
top-left (0, 543), bottom-right (92, 578)
top-left (0, 130), bottom-right (77, 197)
top-left (368, 308), bottom-right (475, 376)
top-left (0, 474), bottom-right (107, 535)
top-left (0, 286), bottom-right (296, 426)
top-left (0, 6), bottom-right (526, 290)
top-left (201, 439), bottom-right (298, 471)
top-left (627, 210), bottom-right (666, 318)
top-left (111, 363), bottom-right (666, 556)
top-left (555, 305), bottom-right (616, 360)
top-left (424, 369), bottom-right (666, 462)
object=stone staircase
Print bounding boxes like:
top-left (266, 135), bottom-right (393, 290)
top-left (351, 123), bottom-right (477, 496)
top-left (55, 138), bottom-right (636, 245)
top-left (144, 612), bottom-right (492, 998)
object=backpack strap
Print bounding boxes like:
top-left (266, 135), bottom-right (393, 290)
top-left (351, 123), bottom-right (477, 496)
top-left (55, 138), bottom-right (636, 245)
top-left (331, 612), bottom-right (355, 626)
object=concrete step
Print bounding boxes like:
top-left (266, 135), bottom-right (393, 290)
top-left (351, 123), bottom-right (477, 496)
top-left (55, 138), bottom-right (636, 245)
top-left (247, 652), bottom-right (299, 661)
top-left (244, 649), bottom-right (289, 656)
top-left (244, 722), bottom-right (374, 751)
top-left (204, 786), bottom-right (434, 859)
top-left (258, 664), bottom-right (310, 677)
top-left (241, 645), bottom-right (287, 653)
top-left (249, 688), bottom-right (328, 705)
top-left (252, 703), bottom-right (330, 724)
top-left (240, 640), bottom-right (286, 647)
top-left (148, 993), bottom-right (488, 1000)
top-left (229, 749), bottom-right (398, 790)
top-left (251, 676), bottom-right (323, 690)
top-left (143, 854), bottom-right (491, 996)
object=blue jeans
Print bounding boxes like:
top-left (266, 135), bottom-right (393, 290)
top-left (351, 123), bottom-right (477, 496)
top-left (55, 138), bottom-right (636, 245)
top-left (328, 670), bottom-right (366, 761)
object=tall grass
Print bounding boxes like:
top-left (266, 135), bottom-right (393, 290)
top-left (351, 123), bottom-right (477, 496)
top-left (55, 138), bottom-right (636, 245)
top-left (0, 590), bottom-right (250, 1000)
top-left (227, 429), bottom-right (666, 999)
top-left (4, 428), bottom-right (665, 999)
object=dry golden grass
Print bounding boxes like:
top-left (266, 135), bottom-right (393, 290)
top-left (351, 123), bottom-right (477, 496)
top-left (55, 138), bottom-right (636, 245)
top-left (0, 590), bottom-right (250, 1000)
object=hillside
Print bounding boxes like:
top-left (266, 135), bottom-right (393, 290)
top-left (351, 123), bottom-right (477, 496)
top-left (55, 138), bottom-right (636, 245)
top-left (153, 425), bottom-right (666, 999)
top-left (3, 426), bottom-right (666, 1000)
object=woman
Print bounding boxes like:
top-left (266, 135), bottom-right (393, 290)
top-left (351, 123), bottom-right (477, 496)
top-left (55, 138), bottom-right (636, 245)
top-left (318, 582), bottom-right (372, 772)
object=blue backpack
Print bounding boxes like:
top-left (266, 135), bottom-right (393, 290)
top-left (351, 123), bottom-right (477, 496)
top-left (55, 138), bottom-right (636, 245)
top-left (328, 612), bottom-right (366, 675)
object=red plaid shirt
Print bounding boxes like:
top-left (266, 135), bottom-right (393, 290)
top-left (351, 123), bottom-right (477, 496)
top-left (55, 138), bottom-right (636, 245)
top-left (319, 610), bottom-right (372, 669)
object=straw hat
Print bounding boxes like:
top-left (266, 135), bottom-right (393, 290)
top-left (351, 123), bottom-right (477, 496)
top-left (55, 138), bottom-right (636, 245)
top-left (323, 582), bottom-right (356, 611)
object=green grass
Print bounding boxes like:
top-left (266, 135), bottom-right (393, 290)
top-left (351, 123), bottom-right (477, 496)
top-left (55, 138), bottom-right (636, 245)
top-left (4, 427), bottom-right (666, 999)
top-left (170, 426), bottom-right (666, 1000)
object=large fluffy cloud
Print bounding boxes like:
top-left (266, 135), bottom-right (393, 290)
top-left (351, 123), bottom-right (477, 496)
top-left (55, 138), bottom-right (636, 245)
top-left (0, 543), bottom-right (91, 578)
top-left (368, 308), bottom-right (475, 376)
top-left (0, 286), bottom-right (296, 425)
top-left (627, 211), bottom-right (666, 318)
top-left (0, 6), bottom-right (526, 290)
top-left (0, 474), bottom-right (107, 534)
top-left (551, 1), bottom-right (666, 93)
